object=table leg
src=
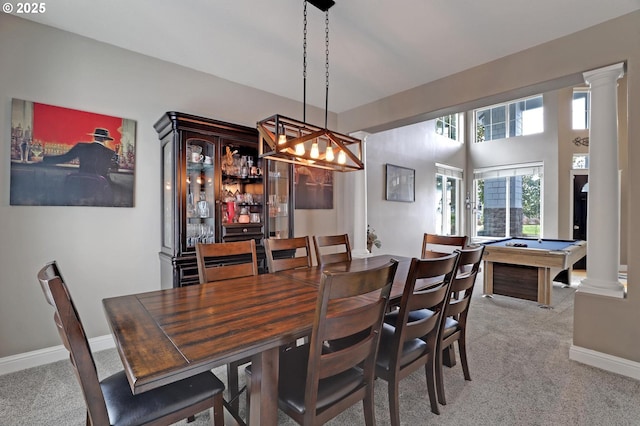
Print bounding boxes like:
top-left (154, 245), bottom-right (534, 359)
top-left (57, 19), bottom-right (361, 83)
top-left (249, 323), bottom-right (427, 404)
top-left (482, 261), bottom-right (494, 297)
top-left (249, 347), bottom-right (279, 426)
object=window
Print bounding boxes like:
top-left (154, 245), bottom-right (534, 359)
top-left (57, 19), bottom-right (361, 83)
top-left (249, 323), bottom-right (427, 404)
top-left (475, 95), bottom-right (543, 142)
top-left (473, 163), bottom-right (543, 238)
top-left (572, 154), bottom-right (589, 169)
top-left (435, 164), bottom-right (462, 236)
top-left (572, 89), bottom-right (590, 130)
top-left (435, 113), bottom-right (463, 142)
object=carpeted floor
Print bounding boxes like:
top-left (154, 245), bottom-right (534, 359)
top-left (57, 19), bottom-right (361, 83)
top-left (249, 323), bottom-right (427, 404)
top-left (1, 274), bottom-right (639, 425)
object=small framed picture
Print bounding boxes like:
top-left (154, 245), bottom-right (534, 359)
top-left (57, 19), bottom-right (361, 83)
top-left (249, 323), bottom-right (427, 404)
top-left (385, 164), bottom-right (415, 202)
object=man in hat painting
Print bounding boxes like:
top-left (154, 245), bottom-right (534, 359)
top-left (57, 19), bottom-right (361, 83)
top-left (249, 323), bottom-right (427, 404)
top-left (42, 128), bottom-right (118, 179)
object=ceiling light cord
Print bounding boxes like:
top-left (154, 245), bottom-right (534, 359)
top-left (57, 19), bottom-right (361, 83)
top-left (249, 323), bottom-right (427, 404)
top-left (324, 10), bottom-right (329, 130)
top-left (303, 0), bottom-right (308, 124)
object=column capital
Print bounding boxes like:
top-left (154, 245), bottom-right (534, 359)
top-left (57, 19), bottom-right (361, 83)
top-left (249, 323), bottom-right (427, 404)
top-left (583, 62), bottom-right (625, 86)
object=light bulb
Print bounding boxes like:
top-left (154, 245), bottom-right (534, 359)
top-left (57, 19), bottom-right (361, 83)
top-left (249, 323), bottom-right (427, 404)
top-left (325, 145), bottom-right (334, 161)
top-left (337, 149), bottom-right (346, 164)
top-left (295, 143), bottom-right (305, 156)
top-left (278, 134), bottom-right (287, 145)
top-left (310, 141), bottom-right (319, 159)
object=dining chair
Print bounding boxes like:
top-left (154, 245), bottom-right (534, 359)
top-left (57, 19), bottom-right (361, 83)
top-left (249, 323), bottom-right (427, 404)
top-left (37, 261), bottom-right (225, 426)
top-left (275, 259), bottom-right (399, 425)
top-left (421, 233), bottom-right (468, 258)
top-left (195, 240), bottom-right (257, 413)
top-left (376, 253), bottom-right (459, 423)
top-left (312, 233), bottom-right (352, 265)
top-left (264, 236), bottom-right (312, 272)
top-left (435, 245), bottom-right (485, 406)
top-left (196, 239), bottom-right (258, 283)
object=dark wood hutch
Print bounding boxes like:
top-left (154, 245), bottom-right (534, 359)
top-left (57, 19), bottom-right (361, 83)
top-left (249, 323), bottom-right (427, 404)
top-left (155, 112), bottom-right (293, 288)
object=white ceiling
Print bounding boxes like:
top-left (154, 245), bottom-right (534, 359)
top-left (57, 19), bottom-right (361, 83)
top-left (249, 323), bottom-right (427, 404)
top-left (20, 0), bottom-right (640, 113)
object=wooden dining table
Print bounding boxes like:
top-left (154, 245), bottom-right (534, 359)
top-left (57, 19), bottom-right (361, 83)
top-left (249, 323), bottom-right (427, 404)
top-left (102, 254), bottom-right (412, 425)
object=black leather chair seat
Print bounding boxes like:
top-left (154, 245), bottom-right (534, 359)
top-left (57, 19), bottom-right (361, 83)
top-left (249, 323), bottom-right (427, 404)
top-left (277, 344), bottom-right (364, 415)
top-left (376, 323), bottom-right (427, 372)
top-left (385, 309), bottom-right (459, 339)
top-left (101, 370), bottom-right (224, 426)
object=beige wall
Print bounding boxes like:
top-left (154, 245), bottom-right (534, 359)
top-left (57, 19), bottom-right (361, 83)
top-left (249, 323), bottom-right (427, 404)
top-left (339, 11), bottom-right (640, 363)
top-left (0, 14), bottom-right (339, 357)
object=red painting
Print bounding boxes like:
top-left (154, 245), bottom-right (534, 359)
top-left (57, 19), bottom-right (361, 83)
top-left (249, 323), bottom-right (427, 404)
top-left (10, 99), bottom-right (136, 207)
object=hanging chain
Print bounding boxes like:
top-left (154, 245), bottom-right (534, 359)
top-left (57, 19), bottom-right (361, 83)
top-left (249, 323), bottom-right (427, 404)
top-left (324, 10), bottom-right (330, 129)
top-left (303, 0), bottom-right (308, 123)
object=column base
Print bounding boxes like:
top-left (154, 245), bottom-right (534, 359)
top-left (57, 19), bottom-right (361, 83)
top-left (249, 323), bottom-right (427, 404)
top-left (577, 277), bottom-right (626, 299)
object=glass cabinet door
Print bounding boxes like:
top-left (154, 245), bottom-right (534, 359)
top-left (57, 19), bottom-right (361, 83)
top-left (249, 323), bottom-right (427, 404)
top-left (185, 137), bottom-right (216, 249)
top-left (162, 141), bottom-right (174, 252)
top-left (267, 160), bottom-right (291, 238)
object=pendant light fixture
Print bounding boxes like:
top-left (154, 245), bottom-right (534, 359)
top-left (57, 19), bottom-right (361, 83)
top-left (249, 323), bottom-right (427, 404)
top-left (257, 0), bottom-right (364, 172)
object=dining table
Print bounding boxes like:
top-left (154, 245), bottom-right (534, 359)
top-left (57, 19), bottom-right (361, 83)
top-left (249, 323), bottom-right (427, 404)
top-left (102, 254), bottom-right (412, 425)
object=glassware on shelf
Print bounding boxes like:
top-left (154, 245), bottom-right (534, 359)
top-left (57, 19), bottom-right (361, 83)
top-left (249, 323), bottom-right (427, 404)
top-left (197, 191), bottom-right (210, 218)
top-left (187, 192), bottom-right (196, 217)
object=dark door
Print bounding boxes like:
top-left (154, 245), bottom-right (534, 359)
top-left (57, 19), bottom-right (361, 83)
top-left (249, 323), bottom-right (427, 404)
top-left (573, 174), bottom-right (588, 269)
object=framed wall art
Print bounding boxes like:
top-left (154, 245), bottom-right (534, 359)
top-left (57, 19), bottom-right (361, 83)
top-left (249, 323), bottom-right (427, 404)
top-left (9, 99), bottom-right (136, 207)
top-left (294, 165), bottom-right (333, 209)
top-left (385, 163), bottom-right (415, 202)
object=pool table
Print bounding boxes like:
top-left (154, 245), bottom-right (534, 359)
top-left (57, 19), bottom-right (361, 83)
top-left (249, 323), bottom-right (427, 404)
top-left (481, 238), bottom-right (586, 306)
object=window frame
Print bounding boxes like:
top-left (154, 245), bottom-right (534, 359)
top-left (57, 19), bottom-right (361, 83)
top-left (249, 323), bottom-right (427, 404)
top-left (475, 95), bottom-right (544, 142)
top-left (435, 113), bottom-right (464, 142)
top-left (472, 163), bottom-right (544, 239)
top-left (435, 164), bottom-right (463, 236)
top-left (572, 88), bottom-right (590, 130)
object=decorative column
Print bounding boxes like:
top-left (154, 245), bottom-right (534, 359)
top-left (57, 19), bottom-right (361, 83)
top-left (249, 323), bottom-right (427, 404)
top-left (579, 62), bottom-right (625, 298)
top-left (349, 132), bottom-right (370, 258)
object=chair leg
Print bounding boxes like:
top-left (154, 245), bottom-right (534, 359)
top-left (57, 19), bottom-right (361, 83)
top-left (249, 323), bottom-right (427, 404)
top-left (435, 344), bottom-right (447, 406)
top-left (212, 393), bottom-right (225, 426)
top-left (459, 335), bottom-right (471, 381)
top-left (388, 379), bottom-right (402, 426)
top-left (363, 381), bottom-right (376, 426)
top-left (425, 356), bottom-right (441, 415)
top-left (227, 362), bottom-right (240, 413)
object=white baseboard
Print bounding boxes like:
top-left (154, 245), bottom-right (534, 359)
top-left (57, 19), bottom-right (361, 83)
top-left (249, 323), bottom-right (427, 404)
top-left (570, 344), bottom-right (640, 380)
top-left (0, 334), bottom-right (115, 376)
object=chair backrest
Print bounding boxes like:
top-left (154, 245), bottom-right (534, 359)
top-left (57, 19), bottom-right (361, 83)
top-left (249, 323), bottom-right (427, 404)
top-left (390, 253), bottom-right (460, 362)
top-left (196, 240), bottom-right (258, 283)
top-left (264, 236), bottom-right (312, 273)
top-left (312, 234), bottom-right (352, 265)
top-left (37, 262), bottom-right (110, 425)
top-left (446, 245), bottom-right (485, 318)
top-left (421, 233), bottom-right (468, 258)
top-left (303, 259), bottom-right (398, 424)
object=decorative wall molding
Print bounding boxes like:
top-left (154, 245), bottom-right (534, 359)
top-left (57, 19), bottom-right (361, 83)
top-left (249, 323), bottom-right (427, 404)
top-left (573, 136), bottom-right (590, 146)
top-left (0, 335), bottom-right (115, 376)
top-left (570, 345), bottom-right (640, 380)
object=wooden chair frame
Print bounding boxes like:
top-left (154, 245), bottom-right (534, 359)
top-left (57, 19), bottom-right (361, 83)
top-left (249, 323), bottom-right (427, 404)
top-left (277, 259), bottom-right (399, 425)
top-left (421, 233), bottom-right (468, 258)
top-left (377, 253), bottom-right (459, 424)
top-left (265, 236), bottom-right (312, 273)
top-left (37, 261), bottom-right (224, 426)
top-left (435, 245), bottom-right (485, 406)
top-left (312, 234), bottom-right (352, 266)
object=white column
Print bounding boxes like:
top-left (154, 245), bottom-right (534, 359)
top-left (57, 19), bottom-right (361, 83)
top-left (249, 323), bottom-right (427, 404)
top-left (579, 62), bottom-right (625, 298)
top-left (349, 132), bottom-right (370, 258)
